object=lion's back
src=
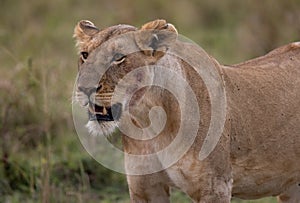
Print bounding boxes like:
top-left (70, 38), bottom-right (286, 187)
top-left (223, 42), bottom-right (300, 199)
top-left (231, 42), bottom-right (300, 68)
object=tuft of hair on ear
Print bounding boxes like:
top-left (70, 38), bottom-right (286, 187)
top-left (73, 20), bottom-right (100, 52)
top-left (141, 19), bottom-right (178, 34)
top-left (135, 19), bottom-right (178, 56)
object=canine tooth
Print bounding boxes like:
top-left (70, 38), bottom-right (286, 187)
top-left (103, 106), bottom-right (107, 115)
top-left (89, 105), bottom-right (95, 113)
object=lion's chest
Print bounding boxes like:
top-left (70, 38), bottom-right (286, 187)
top-left (164, 156), bottom-right (207, 193)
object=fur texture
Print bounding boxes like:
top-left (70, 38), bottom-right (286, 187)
top-left (73, 19), bottom-right (300, 203)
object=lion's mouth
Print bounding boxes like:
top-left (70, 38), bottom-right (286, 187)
top-left (88, 103), bottom-right (122, 122)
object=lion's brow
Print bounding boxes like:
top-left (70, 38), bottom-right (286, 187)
top-left (98, 25), bottom-right (137, 44)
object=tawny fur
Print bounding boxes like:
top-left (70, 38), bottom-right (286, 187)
top-left (73, 19), bottom-right (300, 203)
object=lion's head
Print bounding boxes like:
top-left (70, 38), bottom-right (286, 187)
top-left (73, 19), bottom-right (178, 136)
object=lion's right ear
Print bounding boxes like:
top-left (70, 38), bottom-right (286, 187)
top-left (135, 19), bottom-right (178, 57)
top-left (73, 20), bottom-right (100, 52)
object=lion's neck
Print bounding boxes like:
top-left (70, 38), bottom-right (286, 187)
top-left (121, 54), bottom-right (212, 155)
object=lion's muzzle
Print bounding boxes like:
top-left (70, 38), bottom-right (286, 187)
top-left (88, 102), bottom-right (122, 122)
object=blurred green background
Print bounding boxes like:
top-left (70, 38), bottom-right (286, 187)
top-left (0, 0), bottom-right (299, 202)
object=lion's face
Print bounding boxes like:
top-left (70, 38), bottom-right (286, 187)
top-left (73, 19), bottom-right (177, 136)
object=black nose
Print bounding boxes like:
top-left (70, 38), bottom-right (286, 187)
top-left (111, 103), bottom-right (122, 121)
top-left (78, 86), bottom-right (97, 97)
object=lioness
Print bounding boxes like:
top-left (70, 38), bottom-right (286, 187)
top-left (73, 19), bottom-right (300, 203)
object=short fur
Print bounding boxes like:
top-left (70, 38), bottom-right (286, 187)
top-left (73, 19), bottom-right (300, 203)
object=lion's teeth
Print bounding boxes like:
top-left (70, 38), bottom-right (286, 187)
top-left (89, 105), bottom-right (95, 114)
top-left (103, 106), bottom-right (107, 115)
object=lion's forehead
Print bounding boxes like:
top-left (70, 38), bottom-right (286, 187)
top-left (87, 25), bottom-right (137, 53)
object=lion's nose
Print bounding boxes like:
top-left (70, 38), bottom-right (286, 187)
top-left (78, 86), bottom-right (96, 97)
top-left (78, 85), bottom-right (102, 96)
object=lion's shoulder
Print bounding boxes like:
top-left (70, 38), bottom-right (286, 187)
top-left (231, 42), bottom-right (300, 68)
top-left (267, 42), bottom-right (300, 56)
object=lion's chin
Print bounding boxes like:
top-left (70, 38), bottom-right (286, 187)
top-left (86, 121), bottom-right (118, 136)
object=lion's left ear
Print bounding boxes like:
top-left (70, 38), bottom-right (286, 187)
top-left (135, 19), bottom-right (178, 57)
top-left (73, 20), bottom-right (100, 52)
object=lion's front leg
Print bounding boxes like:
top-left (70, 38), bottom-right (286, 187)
top-left (187, 176), bottom-right (232, 203)
top-left (127, 173), bottom-right (171, 203)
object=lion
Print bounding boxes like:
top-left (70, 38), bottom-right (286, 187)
top-left (73, 19), bottom-right (300, 203)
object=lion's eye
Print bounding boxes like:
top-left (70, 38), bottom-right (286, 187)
top-left (112, 53), bottom-right (126, 64)
top-left (81, 52), bottom-right (89, 60)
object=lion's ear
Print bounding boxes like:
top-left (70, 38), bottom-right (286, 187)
top-left (73, 20), bottom-right (100, 51)
top-left (135, 19), bottom-right (178, 57)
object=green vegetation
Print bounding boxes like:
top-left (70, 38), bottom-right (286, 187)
top-left (0, 0), bottom-right (299, 202)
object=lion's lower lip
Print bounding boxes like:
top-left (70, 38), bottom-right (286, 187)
top-left (89, 113), bottom-right (114, 121)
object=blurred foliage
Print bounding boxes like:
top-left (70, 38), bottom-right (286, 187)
top-left (0, 0), bottom-right (299, 202)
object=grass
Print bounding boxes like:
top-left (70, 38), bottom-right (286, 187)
top-left (0, 0), bottom-right (299, 202)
